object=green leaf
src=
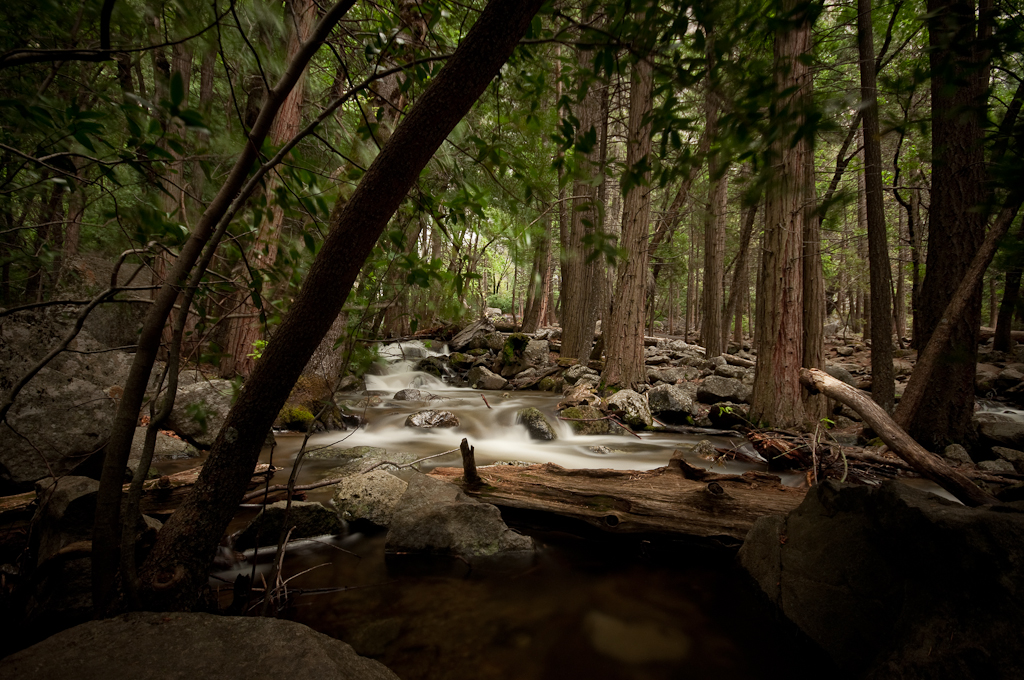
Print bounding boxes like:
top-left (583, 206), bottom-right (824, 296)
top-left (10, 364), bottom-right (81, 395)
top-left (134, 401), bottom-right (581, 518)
top-left (303, 232), bottom-right (316, 252)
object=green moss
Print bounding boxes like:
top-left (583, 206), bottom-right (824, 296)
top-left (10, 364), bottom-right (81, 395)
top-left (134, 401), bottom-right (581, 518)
top-left (278, 405), bottom-right (315, 431)
top-left (501, 332), bottom-right (530, 364)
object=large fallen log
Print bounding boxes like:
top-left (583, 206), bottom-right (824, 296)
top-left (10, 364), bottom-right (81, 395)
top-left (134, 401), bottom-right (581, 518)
top-left (429, 452), bottom-right (806, 545)
top-left (799, 367), bottom-right (998, 507)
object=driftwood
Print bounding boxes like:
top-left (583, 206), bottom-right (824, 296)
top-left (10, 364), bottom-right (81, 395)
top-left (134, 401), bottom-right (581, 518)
top-left (429, 452), bottom-right (806, 544)
top-left (800, 367), bottom-right (998, 507)
top-left (0, 464), bottom-right (276, 518)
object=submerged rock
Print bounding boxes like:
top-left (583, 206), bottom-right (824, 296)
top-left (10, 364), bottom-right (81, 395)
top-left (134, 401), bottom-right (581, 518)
top-left (739, 480), bottom-right (1024, 679)
top-left (386, 475), bottom-right (534, 558)
top-left (234, 500), bottom-right (342, 550)
top-left (516, 407), bottom-right (557, 440)
top-left (0, 612), bottom-right (399, 680)
top-left (405, 410), bottom-right (460, 428)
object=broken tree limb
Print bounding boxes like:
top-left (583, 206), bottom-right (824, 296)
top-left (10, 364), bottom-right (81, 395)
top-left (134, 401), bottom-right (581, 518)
top-left (460, 438), bottom-right (481, 487)
top-left (430, 454), bottom-right (806, 544)
top-left (799, 367), bottom-right (998, 506)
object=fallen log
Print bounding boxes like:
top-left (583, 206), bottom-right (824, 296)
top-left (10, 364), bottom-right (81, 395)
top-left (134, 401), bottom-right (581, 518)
top-left (799, 367), bottom-right (998, 507)
top-left (429, 451), bottom-right (806, 544)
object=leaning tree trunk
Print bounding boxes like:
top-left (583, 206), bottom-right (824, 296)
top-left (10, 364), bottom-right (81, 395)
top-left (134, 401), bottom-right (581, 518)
top-left (91, 1), bottom-right (358, 615)
top-left (603, 52), bottom-right (653, 390)
top-left (135, 0), bottom-right (545, 612)
top-left (749, 0), bottom-right (815, 429)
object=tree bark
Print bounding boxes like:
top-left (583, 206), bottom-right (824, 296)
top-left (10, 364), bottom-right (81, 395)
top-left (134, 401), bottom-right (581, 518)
top-left (603, 54), bottom-right (653, 389)
top-left (749, 0), bottom-right (814, 429)
top-left (908, 0), bottom-right (992, 448)
top-left (135, 0), bottom-right (545, 611)
top-left (701, 30), bottom-right (727, 359)
top-left (858, 0), bottom-right (895, 412)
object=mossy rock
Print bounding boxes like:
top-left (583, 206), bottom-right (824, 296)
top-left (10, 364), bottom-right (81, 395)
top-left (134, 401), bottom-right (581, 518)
top-left (559, 405), bottom-right (611, 435)
top-left (501, 332), bottom-right (531, 364)
top-left (467, 348), bottom-right (490, 357)
top-left (538, 376), bottom-right (559, 392)
top-left (448, 352), bottom-right (475, 370)
top-left (278, 405), bottom-right (315, 431)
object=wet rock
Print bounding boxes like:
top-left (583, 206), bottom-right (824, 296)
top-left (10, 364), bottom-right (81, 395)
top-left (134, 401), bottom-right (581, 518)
top-left (606, 389), bottom-right (652, 429)
top-left (707, 403), bottom-right (749, 429)
top-left (739, 480), bottom-right (1024, 679)
top-left (516, 407), bottom-right (556, 440)
top-left (235, 500), bottom-right (342, 550)
top-left (996, 367), bottom-right (1024, 392)
top-left (386, 475), bottom-right (534, 558)
top-left (647, 384), bottom-right (699, 424)
top-left (537, 376), bottom-right (560, 392)
top-left (393, 388), bottom-right (429, 401)
top-left (696, 375), bottom-right (751, 404)
top-left (466, 366), bottom-right (506, 390)
top-left (405, 410), bottom-right (460, 428)
top-left (976, 418), bottom-right (1024, 449)
top-left (336, 375), bottom-right (365, 393)
top-left (306, 445), bottom-right (386, 462)
top-left (167, 379), bottom-right (236, 448)
top-left (559, 405), bottom-right (611, 435)
top-left (0, 611), bottom-right (400, 680)
top-left (332, 471), bottom-right (408, 527)
top-left (127, 427), bottom-right (198, 478)
top-left (993, 446), bottom-right (1024, 473)
top-left (448, 352), bottom-right (475, 370)
top-left (941, 444), bottom-right (974, 466)
top-left (414, 356), bottom-right (447, 378)
top-left (691, 439), bottom-right (719, 462)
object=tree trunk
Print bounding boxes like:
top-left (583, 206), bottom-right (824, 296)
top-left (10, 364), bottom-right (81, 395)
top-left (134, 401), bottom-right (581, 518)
top-left (521, 212), bottom-right (552, 334)
top-left (802, 114), bottom-right (826, 422)
top-left (858, 0), bottom-right (895, 412)
top-left (907, 0), bottom-right (992, 448)
top-left (603, 53), bottom-right (653, 389)
top-left (135, 0), bottom-right (544, 611)
top-left (560, 43), bottom-right (604, 363)
top-left (701, 31), bottom-right (727, 359)
top-left (749, 0), bottom-right (814, 429)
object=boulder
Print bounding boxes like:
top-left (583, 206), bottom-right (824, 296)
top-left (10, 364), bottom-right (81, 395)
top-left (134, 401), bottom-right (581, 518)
top-left (404, 410), bottom-right (460, 428)
top-left (996, 367), bottom-right (1024, 392)
top-left (332, 470), bottom-right (408, 527)
top-left (386, 474), bottom-right (534, 558)
top-left (0, 612), bottom-right (399, 680)
top-left (564, 363), bottom-right (600, 386)
top-left (414, 356), bottom-right (447, 378)
top-left (707, 402), bottom-right (749, 429)
top-left (713, 364), bottom-right (748, 380)
top-left (696, 375), bottom-right (751, 404)
top-left (393, 388), bottom-right (429, 401)
top-left (447, 352), bottom-right (475, 370)
top-left (523, 339), bottom-right (551, 367)
top-left (824, 364), bottom-right (857, 387)
top-left (993, 446), bottom-right (1024, 473)
top-left (305, 445), bottom-right (386, 462)
top-left (0, 319), bottom-right (135, 490)
top-left (606, 389), bottom-right (653, 429)
top-left (516, 407), bottom-right (557, 440)
top-left (234, 500), bottom-right (342, 550)
top-left (467, 366), bottom-right (506, 390)
top-left (336, 375), bottom-right (365, 393)
top-left (976, 417), bottom-right (1024, 450)
top-left (558, 405), bottom-right (611, 435)
top-left (647, 366), bottom-right (700, 384)
top-left (647, 384), bottom-right (699, 424)
top-left (127, 427), bottom-right (198, 477)
top-left (166, 379), bottom-right (236, 448)
top-left (836, 345), bottom-right (855, 357)
top-left (739, 480), bottom-right (1024, 679)
top-left (449, 319), bottom-right (496, 352)
top-left (978, 459), bottom-right (1015, 473)
top-left (941, 444), bottom-right (974, 466)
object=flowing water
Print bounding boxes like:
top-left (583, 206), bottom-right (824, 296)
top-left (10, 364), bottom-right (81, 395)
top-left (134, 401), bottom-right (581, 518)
top-left (202, 341), bottom-right (832, 680)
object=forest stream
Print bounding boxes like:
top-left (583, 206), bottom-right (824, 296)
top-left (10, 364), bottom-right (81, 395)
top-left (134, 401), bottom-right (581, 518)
top-left (180, 341), bottom-right (837, 680)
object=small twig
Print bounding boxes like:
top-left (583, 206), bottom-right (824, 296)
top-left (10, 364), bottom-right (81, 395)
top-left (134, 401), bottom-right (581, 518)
top-left (608, 415), bottom-right (642, 439)
top-left (360, 446), bottom-right (461, 474)
top-left (480, 393), bottom-right (491, 409)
